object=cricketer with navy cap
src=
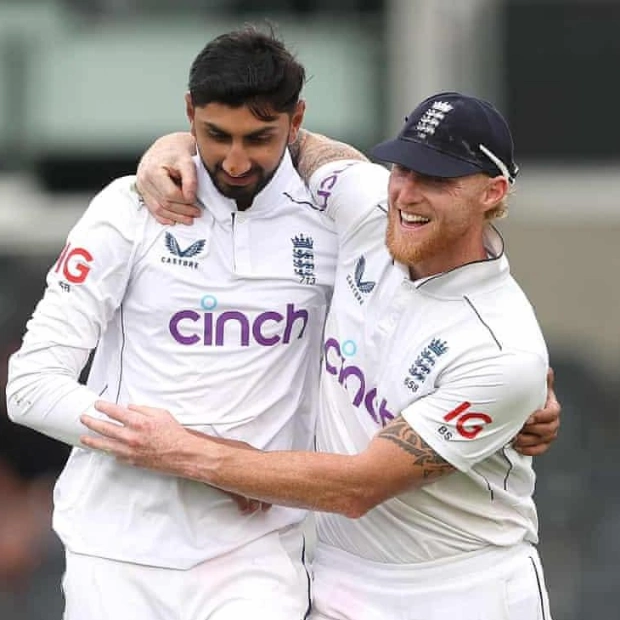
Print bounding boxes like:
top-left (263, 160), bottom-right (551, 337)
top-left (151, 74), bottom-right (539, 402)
top-left (81, 91), bottom-right (555, 620)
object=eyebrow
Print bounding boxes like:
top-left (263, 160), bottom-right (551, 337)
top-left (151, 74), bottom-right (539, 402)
top-left (202, 122), bottom-right (279, 139)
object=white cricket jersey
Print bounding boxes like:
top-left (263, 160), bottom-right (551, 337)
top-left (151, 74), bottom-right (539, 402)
top-left (308, 161), bottom-right (549, 564)
top-left (6, 152), bottom-right (337, 569)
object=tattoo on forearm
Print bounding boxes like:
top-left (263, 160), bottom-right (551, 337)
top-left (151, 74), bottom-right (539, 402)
top-left (299, 143), bottom-right (367, 180)
top-left (379, 416), bottom-right (455, 481)
top-left (290, 130), bottom-right (368, 182)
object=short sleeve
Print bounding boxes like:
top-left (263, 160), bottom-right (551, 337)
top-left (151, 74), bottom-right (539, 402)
top-left (401, 350), bottom-right (548, 472)
top-left (308, 161), bottom-right (389, 240)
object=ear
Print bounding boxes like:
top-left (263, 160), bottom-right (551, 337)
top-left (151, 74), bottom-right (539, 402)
top-left (185, 92), bottom-right (196, 137)
top-left (288, 100), bottom-right (306, 144)
top-left (481, 176), bottom-right (509, 213)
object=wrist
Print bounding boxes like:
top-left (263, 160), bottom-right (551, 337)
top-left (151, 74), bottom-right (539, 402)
top-left (177, 431), bottom-right (223, 484)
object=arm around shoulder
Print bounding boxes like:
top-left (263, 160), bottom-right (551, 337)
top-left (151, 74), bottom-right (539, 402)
top-left (290, 129), bottom-right (368, 182)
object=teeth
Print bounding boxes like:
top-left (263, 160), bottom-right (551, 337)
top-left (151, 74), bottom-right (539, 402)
top-left (401, 212), bottom-right (429, 223)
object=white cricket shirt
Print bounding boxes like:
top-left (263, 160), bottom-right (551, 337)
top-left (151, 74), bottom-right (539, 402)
top-left (308, 161), bottom-right (549, 564)
top-left (6, 152), bottom-right (337, 568)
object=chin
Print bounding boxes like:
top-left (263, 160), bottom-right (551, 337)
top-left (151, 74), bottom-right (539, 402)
top-left (220, 183), bottom-right (255, 200)
top-left (386, 224), bottom-right (420, 266)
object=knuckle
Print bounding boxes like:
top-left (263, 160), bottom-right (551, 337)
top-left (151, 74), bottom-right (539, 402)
top-left (127, 436), bottom-right (142, 449)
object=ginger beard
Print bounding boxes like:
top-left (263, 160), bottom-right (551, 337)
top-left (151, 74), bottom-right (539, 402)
top-left (385, 193), bottom-right (485, 274)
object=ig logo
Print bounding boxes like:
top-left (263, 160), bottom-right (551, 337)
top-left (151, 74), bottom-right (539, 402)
top-left (438, 401), bottom-right (492, 440)
top-left (54, 243), bottom-right (93, 284)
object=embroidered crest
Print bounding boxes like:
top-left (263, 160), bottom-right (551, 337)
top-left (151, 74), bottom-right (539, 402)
top-left (292, 234), bottom-right (316, 284)
top-left (413, 101), bottom-right (454, 140)
top-left (403, 338), bottom-right (449, 393)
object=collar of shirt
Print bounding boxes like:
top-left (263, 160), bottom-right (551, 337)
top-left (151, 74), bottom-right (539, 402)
top-left (194, 150), bottom-right (298, 224)
top-left (394, 225), bottom-right (510, 299)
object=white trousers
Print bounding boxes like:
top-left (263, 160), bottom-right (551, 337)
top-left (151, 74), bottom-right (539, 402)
top-left (309, 542), bottom-right (552, 620)
top-left (62, 525), bottom-right (311, 620)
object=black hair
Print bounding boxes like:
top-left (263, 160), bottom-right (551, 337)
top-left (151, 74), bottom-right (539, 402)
top-left (188, 25), bottom-right (305, 120)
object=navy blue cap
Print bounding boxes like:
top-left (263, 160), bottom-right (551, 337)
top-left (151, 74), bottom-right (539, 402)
top-left (370, 92), bottom-right (519, 183)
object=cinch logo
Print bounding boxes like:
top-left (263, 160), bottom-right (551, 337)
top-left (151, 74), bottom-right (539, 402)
top-left (169, 302), bottom-right (309, 347)
top-left (54, 243), bottom-right (93, 284)
top-left (324, 337), bottom-right (394, 427)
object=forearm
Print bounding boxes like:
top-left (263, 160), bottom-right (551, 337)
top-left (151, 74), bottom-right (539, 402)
top-left (81, 406), bottom-right (442, 513)
top-left (290, 129), bottom-right (368, 183)
top-left (6, 344), bottom-right (98, 447)
top-left (173, 437), bottom-right (385, 518)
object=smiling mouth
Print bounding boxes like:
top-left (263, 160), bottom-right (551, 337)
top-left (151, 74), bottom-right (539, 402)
top-left (400, 211), bottom-right (430, 227)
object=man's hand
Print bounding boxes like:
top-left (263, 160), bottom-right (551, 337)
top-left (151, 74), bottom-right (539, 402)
top-left (81, 401), bottom-right (190, 469)
top-left (80, 402), bottom-right (270, 514)
top-left (135, 132), bottom-right (201, 225)
top-left (513, 368), bottom-right (560, 456)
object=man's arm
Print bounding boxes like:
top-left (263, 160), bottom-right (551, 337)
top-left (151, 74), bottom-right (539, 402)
top-left (80, 351), bottom-right (549, 515)
top-left (134, 129), bottom-right (367, 225)
top-left (81, 403), bottom-right (451, 518)
top-left (512, 368), bottom-right (560, 455)
top-left (6, 179), bottom-right (139, 447)
top-left (289, 128), bottom-right (368, 181)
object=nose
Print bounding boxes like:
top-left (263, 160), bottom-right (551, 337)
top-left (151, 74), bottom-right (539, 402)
top-left (222, 143), bottom-right (252, 177)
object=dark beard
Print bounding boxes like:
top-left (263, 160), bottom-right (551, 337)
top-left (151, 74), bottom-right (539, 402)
top-left (202, 144), bottom-right (288, 211)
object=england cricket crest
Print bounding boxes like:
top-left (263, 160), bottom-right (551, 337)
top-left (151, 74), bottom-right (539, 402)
top-left (291, 234), bottom-right (316, 285)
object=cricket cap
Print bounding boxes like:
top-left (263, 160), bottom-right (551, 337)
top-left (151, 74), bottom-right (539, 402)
top-left (370, 92), bottom-right (518, 183)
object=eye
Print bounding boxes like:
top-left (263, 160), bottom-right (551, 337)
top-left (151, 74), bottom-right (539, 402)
top-left (206, 130), bottom-right (230, 142)
top-left (246, 134), bottom-right (273, 145)
top-left (419, 174), bottom-right (455, 188)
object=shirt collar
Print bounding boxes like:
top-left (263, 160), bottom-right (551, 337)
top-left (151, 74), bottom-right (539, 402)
top-left (400, 226), bottom-right (510, 298)
top-left (195, 149), bottom-right (297, 223)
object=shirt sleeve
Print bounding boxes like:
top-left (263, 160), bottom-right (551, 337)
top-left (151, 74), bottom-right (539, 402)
top-left (5, 177), bottom-right (145, 447)
top-left (308, 161), bottom-right (389, 240)
top-left (401, 349), bottom-right (548, 473)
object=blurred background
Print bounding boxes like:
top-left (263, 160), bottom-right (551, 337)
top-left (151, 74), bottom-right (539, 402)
top-left (0, 0), bottom-right (618, 618)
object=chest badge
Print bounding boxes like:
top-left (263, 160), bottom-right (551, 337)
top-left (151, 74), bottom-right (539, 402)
top-left (292, 234), bottom-right (316, 285)
top-left (347, 255), bottom-right (376, 304)
top-left (161, 232), bottom-right (206, 269)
